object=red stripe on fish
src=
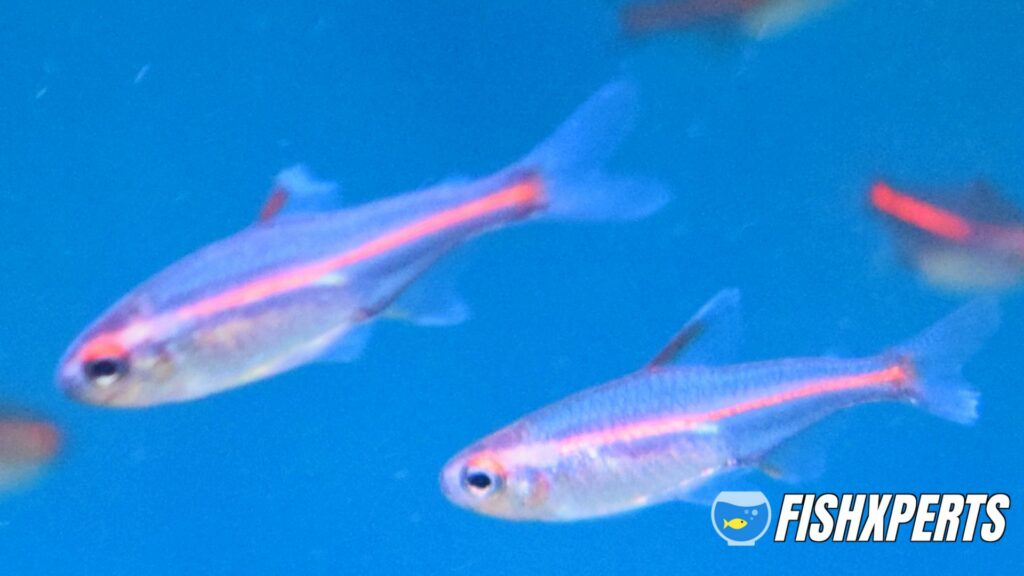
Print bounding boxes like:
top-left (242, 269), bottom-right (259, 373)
top-left (556, 364), bottom-right (908, 452)
top-left (870, 181), bottom-right (973, 241)
top-left (78, 334), bottom-right (130, 362)
top-left (177, 176), bottom-right (546, 320)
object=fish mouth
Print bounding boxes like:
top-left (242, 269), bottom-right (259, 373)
top-left (55, 340), bottom-right (92, 397)
top-left (54, 359), bottom-right (83, 397)
top-left (438, 460), bottom-right (462, 503)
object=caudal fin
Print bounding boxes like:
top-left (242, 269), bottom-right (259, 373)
top-left (513, 81), bottom-right (670, 221)
top-left (892, 298), bottom-right (1000, 424)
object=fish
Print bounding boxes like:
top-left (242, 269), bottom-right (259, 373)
top-left (869, 180), bottom-right (1024, 292)
top-left (723, 517), bottom-right (748, 529)
top-left (440, 290), bottom-right (998, 521)
top-left (0, 413), bottom-right (61, 492)
top-left (620, 0), bottom-right (838, 40)
top-left (56, 81), bottom-right (669, 408)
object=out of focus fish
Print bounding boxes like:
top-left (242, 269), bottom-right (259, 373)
top-left (441, 291), bottom-right (997, 521)
top-left (57, 81), bottom-right (669, 408)
top-left (620, 0), bottom-right (838, 40)
top-left (870, 180), bottom-right (1024, 292)
top-left (0, 414), bottom-right (61, 492)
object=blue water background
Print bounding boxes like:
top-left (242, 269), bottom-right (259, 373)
top-left (0, 1), bottom-right (1021, 573)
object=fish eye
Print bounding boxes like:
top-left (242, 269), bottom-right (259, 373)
top-left (83, 357), bottom-right (128, 388)
top-left (462, 466), bottom-right (502, 497)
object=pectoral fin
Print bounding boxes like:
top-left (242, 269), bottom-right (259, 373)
top-left (316, 323), bottom-right (374, 364)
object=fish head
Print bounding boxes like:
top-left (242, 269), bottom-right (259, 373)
top-left (441, 425), bottom-right (556, 521)
top-left (57, 297), bottom-right (183, 407)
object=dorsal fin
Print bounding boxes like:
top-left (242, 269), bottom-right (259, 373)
top-left (258, 188), bottom-right (289, 222)
top-left (966, 180), bottom-right (1024, 225)
top-left (257, 164), bottom-right (342, 223)
top-left (646, 289), bottom-right (742, 369)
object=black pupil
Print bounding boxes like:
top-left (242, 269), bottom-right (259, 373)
top-left (466, 472), bottom-right (492, 490)
top-left (86, 358), bottom-right (122, 380)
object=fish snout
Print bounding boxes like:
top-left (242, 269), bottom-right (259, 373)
top-left (55, 356), bottom-right (87, 398)
top-left (439, 457), bottom-right (468, 507)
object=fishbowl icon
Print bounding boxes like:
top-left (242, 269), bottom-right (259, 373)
top-left (711, 491), bottom-right (772, 546)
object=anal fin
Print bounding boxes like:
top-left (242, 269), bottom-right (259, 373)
top-left (757, 433), bottom-right (826, 483)
top-left (665, 467), bottom-right (760, 507)
top-left (317, 323), bottom-right (374, 364)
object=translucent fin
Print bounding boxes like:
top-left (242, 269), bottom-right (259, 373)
top-left (646, 289), bottom-right (742, 368)
top-left (669, 469), bottom-right (760, 506)
top-left (258, 164), bottom-right (342, 222)
top-left (740, 0), bottom-right (837, 40)
top-left (514, 80), bottom-right (670, 222)
top-left (891, 298), bottom-right (1000, 424)
top-left (757, 434), bottom-right (826, 483)
top-left (384, 275), bottom-right (470, 327)
top-left (318, 323), bottom-right (373, 363)
top-left (965, 181), bottom-right (1024, 225)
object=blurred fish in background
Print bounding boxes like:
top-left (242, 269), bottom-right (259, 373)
top-left (0, 411), bottom-right (61, 493)
top-left (620, 0), bottom-right (840, 40)
top-left (870, 180), bottom-right (1024, 293)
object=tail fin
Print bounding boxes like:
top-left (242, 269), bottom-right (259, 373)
top-left (892, 298), bottom-right (1000, 424)
top-left (514, 81), bottom-right (670, 221)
